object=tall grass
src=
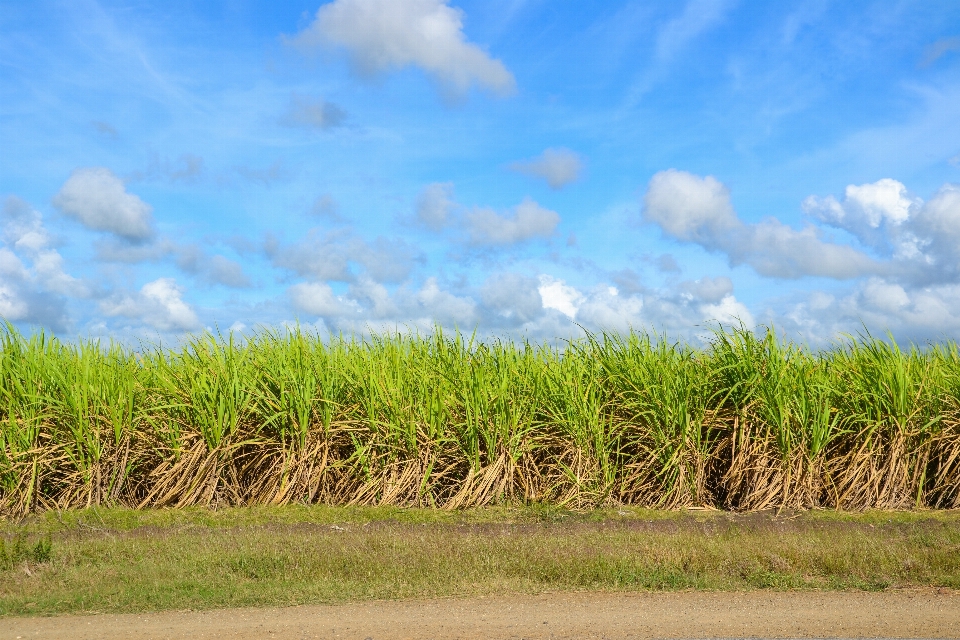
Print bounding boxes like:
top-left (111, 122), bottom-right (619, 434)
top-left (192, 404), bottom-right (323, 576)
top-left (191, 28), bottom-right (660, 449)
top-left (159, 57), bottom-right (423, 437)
top-left (2, 322), bottom-right (960, 516)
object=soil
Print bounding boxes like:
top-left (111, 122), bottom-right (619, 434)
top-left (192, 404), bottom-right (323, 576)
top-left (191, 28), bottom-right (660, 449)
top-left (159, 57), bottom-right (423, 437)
top-left (2, 589), bottom-right (958, 639)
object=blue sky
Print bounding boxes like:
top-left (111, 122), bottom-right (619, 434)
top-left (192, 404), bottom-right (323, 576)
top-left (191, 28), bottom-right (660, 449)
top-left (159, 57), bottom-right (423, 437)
top-left (2, 0), bottom-right (960, 343)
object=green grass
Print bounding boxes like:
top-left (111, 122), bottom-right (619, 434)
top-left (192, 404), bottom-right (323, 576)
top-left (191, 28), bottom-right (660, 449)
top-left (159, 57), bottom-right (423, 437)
top-left (2, 505), bottom-right (959, 616)
top-left (3, 322), bottom-right (960, 514)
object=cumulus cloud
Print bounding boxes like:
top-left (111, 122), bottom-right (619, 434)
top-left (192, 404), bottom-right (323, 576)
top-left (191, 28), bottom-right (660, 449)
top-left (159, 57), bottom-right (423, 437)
top-left (176, 246), bottom-right (252, 288)
top-left (0, 280), bottom-right (29, 321)
top-left (101, 278), bottom-right (200, 332)
top-left (680, 276), bottom-right (733, 303)
top-left (802, 180), bottom-right (960, 286)
top-left (96, 236), bottom-right (251, 288)
top-left (277, 259), bottom-right (759, 341)
top-left (533, 274), bottom-right (755, 335)
top-left (648, 172), bottom-right (960, 295)
top-left (480, 273), bottom-right (543, 325)
top-left (281, 94), bottom-right (347, 130)
top-left (289, 276), bottom-right (476, 332)
top-left (289, 281), bottom-right (361, 318)
top-left (610, 269), bottom-right (646, 295)
top-left (466, 198), bottom-right (560, 245)
top-left (290, 0), bottom-right (515, 97)
top-left (205, 256), bottom-right (251, 288)
top-left (0, 196), bottom-right (85, 330)
top-left (729, 178), bottom-right (960, 343)
top-left (802, 178), bottom-right (920, 253)
top-left (268, 230), bottom-right (422, 284)
top-left (909, 185), bottom-right (960, 276)
top-left (777, 278), bottom-right (960, 346)
top-left (738, 220), bottom-right (879, 279)
top-left (538, 275), bottom-right (583, 318)
top-left (416, 182), bottom-right (455, 229)
top-left (575, 287), bottom-right (646, 334)
top-left (52, 167), bottom-right (154, 241)
top-left (510, 148), bottom-right (583, 190)
top-left (95, 237), bottom-right (178, 263)
top-left (643, 169), bottom-right (739, 243)
top-left (654, 254), bottom-right (681, 273)
top-left (411, 277), bottom-right (477, 326)
top-left (700, 293), bottom-right (754, 327)
top-left (643, 169), bottom-right (879, 279)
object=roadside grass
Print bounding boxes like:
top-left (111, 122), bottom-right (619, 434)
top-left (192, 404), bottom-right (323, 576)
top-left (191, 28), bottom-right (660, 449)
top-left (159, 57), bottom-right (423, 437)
top-left (2, 505), bottom-right (959, 616)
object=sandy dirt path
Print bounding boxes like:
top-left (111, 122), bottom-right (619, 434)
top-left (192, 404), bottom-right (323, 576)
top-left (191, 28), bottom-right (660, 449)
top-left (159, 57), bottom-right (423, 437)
top-left (2, 590), bottom-right (958, 639)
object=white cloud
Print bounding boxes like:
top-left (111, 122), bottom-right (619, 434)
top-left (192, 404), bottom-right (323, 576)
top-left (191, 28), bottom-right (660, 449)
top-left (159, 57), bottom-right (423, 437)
top-left (701, 294), bottom-right (754, 327)
top-left (803, 178), bottom-right (920, 252)
top-left (206, 255), bottom-right (252, 288)
top-left (0, 197), bottom-right (87, 327)
top-left (279, 265), bottom-right (764, 343)
top-left (643, 169), bottom-right (879, 279)
top-left (860, 278), bottom-right (910, 314)
top-left (466, 197), bottom-right (560, 245)
top-left (907, 184), bottom-right (960, 279)
top-left (510, 148), bottom-right (583, 190)
top-left (537, 276), bottom-right (582, 318)
top-left (844, 179), bottom-right (916, 226)
top-left (0, 247), bottom-right (28, 280)
top-left (416, 182), bottom-right (455, 229)
top-left (643, 169), bottom-right (739, 243)
top-left (95, 237), bottom-right (177, 263)
top-left (101, 278), bottom-right (200, 332)
top-left (348, 278), bottom-right (398, 318)
top-left (680, 276), bottom-right (733, 303)
top-left (735, 218), bottom-right (878, 279)
top-left (801, 180), bottom-right (960, 285)
top-left (532, 274), bottom-right (755, 336)
top-left (175, 245), bottom-right (252, 288)
top-left (575, 286), bottom-right (645, 333)
top-left (289, 282), bottom-right (361, 318)
top-left (95, 236), bottom-right (251, 288)
top-left (0, 282), bottom-right (29, 321)
top-left (291, 276), bottom-right (476, 332)
top-left (268, 231), bottom-right (421, 283)
top-left (480, 273), bottom-right (543, 325)
top-left (52, 167), bottom-right (154, 241)
top-left (31, 250), bottom-right (83, 296)
top-left (778, 278), bottom-right (960, 346)
top-left (291, 0), bottom-right (515, 97)
top-left (412, 277), bottom-right (477, 326)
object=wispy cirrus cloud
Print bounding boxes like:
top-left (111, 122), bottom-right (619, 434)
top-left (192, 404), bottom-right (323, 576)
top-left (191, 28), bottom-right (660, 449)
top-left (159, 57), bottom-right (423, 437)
top-left (280, 94), bottom-right (347, 130)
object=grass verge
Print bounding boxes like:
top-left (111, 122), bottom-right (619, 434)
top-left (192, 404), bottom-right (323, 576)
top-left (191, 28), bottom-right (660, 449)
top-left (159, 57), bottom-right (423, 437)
top-left (2, 505), bottom-right (959, 616)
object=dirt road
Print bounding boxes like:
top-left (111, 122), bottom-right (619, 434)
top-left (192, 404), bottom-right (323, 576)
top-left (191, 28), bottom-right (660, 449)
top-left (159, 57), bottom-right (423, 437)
top-left (2, 590), bottom-right (958, 639)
